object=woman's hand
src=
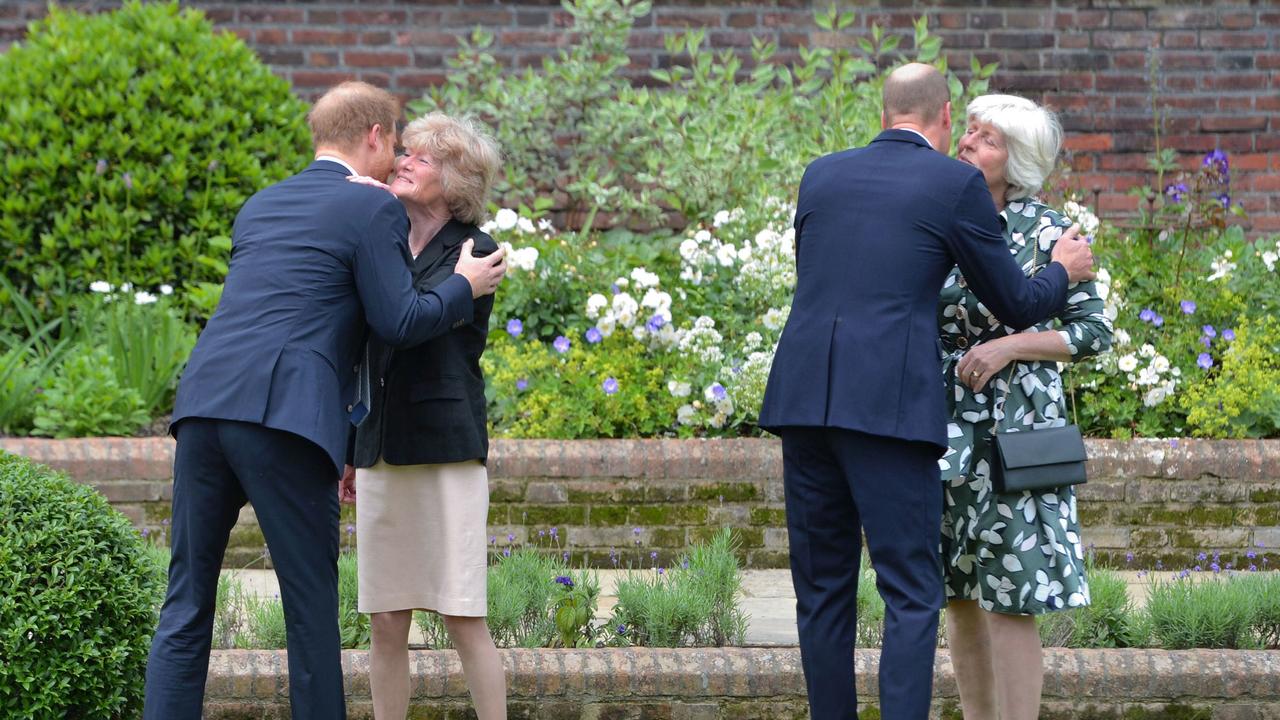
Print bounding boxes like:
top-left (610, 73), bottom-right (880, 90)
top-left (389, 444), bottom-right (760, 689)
top-left (956, 338), bottom-right (1016, 392)
top-left (347, 175), bottom-right (393, 194)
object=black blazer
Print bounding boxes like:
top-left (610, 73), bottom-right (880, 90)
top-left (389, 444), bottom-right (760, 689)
top-left (350, 219), bottom-right (496, 467)
top-left (758, 130), bottom-right (1069, 453)
top-left (172, 160), bottom-right (473, 477)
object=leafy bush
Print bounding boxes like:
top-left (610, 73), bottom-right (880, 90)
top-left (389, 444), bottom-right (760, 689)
top-left (418, 0), bottom-right (991, 225)
top-left (0, 452), bottom-right (165, 718)
top-left (609, 528), bottom-right (747, 647)
top-left (338, 550), bottom-right (370, 649)
top-left (0, 280), bottom-right (69, 435)
top-left (31, 345), bottom-right (150, 438)
top-left (0, 0), bottom-right (310, 328)
top-left (483, 547), bottom-right (577, 648)
top-left (856, 553), bottom-right (886, 648)
top-left (242, 594), bottom-right (288, 650)
top-left (1182, 317), bottom-right (1280, 438)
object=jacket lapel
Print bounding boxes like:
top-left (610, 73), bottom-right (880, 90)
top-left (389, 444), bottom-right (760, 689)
top-left (412, 219), bottom-right (472, 283)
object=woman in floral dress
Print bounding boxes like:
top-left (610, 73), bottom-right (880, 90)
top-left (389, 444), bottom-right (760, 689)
top-left (938, 95), bottom-right (1112, 720)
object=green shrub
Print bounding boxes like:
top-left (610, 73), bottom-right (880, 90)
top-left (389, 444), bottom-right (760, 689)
top-left (609, 528), bottom-right (747, 647)
top-left (0, 452), bottom-right (165, 718)
top-left (485, 547), bottom-right (565, 648)
top-left (31, 344), bottom-right (150, 438)
top-left (241, 594), bottom-right (287, 650)
top-left (856, 553), bottom-right (886, 648)
top-left (1145, 575), bottom-right (1256, 649)
top-left (1182, 317), bottom-right (1280, 438)
top-left (1237, 571), bottom-right (1280, 649)
top-left (0, 0), bottom-right (310, 327)
top-left (0, 280), bottom-right (70, 435)
top-left (337, 550), bottom-right (369, 649)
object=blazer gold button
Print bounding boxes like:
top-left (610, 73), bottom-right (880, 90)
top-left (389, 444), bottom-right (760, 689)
top-left (956, 336), bottom-right (968, 349)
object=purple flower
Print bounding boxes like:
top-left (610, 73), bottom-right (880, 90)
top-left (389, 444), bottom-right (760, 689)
top-left (550, 527), bottom-right (558, 538)
top-left (709, 383), bottom-right (727, 401)
top-left (1156, 560), bottom-right (1164, 570)
top-left (503, 547), bottom-right (511, 557)
top-left (1197, 552), bottom-right (1208, 562)
top-left (1203, 149), bottom-right (1229, 180)
top-left (602, 377), bottom-right (619, 395)
top-left (617, 624), bottom-right (627, 635)
top-left (162, 518), bottom-right (170, 527)
top-left (95, 159), bottom-right (107, 176)
top-left (554, 575), bottom-right (574, 589)
top-left (1194, 565), bottom-right (1203, 572)
top-left (1152, 314), bottom-right (1164, 328)
top-left (516, 378), bottom-right (528, 392)
top-left (1250, 564), bottom-right (1259, 572)
top-left (1218, 193), bottom-right (1231, 209)
top-left (1125, 552), bottom-right (1134, 564)
top-left (1211, 562), bottom-right (1221, 573)
top-left (1139, 308), bottom-right (1155, 323)
top-left (1169, 439), bottom-right (1179, 449)
top-left (681, 558), bottom-right (690, 569)
top-left (141, 528), bottom-right (151, 538)
top-left (645, 314), bottom-right (666, 333)
top-left (1180, 300), bottom-right (1196, 314)
top-left (1200, 335), bottom-right (1212, 348)
top-left (1164, 182), bottom-right (1188, 203)
top-left (633, 527), bottom-right (642, 536)
top-left (553, 335), bottom-right (571, 354)
top-left (610, 283), bottom-right (620, 295)
top-left (122, 172), bottom-right (134, 190)
top-left (489, 535), bottom-right (496, 545)
top-left (506, 533), bottom-right (515, 542)
top-left (585, 327), bottom-right (603, 344)
top-left (563, 551), bottom-right (570, 563)
top-left (657, 567), bottom-right (665, 575)
top-left (650, 551), bottom-right (659, 561)
top-left (1197, 353), bottom-right (1214, 369)
top-left (506, 318), bottom-right (523, 337)
top-left (538, 530), bottom-right (546, 538)
top-left (1178, 569), bottom-right (1191, 579)
top-left (1248, 551), bottom-right (1257, 560)
top-left (1202, 325), bottom-right (1217, 338)
top-left (345, 524), bottom-right (355, 535)
top-left (1223, 328), bottom-right (1236, 341)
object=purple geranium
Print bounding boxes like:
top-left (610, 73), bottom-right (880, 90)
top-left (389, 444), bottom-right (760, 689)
top-left (1203, 325), bottom-right (1217, 338)
top-left (1139, 308), bottom-right (1155, 323)
top-left (1164, 182), bottom-right (1188, 204)
top-left (585, 327), bottom-right (603, 344)
top-left (709, 383), bottom-right (727, 401)
top-left (1180, 300), bottom-right (1196, 314)
top-left (553, 335), bottom-right (571, 353)
top-left (602, 377), bottom-right (619, 395)
top-left (95, 159), bottom-right (107, 176)
top-left (1203, 149), bottom-right (1229, 181)
top-left (645, 314), bottom-right (666, 333)
top-left (516, 378), bottom-right (528, 392)
top-left (1223, 328), bottom-right (1236, 341)
top-left (506, 318), bottom-right (523, 337)
top-left (1197, 353), bottom-right (1213, 369)
top-left (554, 575), bottom-right (574, 589)
top-left (1152, 314), bottom-right (1164, 328)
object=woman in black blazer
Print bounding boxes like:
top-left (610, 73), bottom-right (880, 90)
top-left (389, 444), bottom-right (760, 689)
top-left (345, 113), bottom-right (506, 720)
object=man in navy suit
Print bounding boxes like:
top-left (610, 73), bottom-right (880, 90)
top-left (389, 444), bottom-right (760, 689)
top-left (758, 64), bottom-right (1095, 719)
top-left (143, 82), bottom-right (507, 720)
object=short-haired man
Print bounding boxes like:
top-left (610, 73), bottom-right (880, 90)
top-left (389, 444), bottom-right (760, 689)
top-left (759, 63), bottom-right (1094, 719)
top-left (143, 81), bottom-right (507, 720)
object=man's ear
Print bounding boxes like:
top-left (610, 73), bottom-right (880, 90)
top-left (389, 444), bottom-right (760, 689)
top-left (941, 101), bottom-right (953, 131)
top-left (366, 123), bottom-right (385, 150)
top-left (880, 111), bottom-right (887, 130)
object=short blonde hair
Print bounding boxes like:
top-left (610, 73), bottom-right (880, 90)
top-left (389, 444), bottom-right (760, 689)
top-left (307, 81), bottom-right (400, 151)
top-left (400, 113), bottom-right (502, 226)
top-left (966, 94), bottom-right (1062, 202)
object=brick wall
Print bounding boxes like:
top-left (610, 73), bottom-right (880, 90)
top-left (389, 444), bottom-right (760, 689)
top-left (3, 437), bottom-right (1279, 572)
top-left (2, 1), bottom-right (1276, 233)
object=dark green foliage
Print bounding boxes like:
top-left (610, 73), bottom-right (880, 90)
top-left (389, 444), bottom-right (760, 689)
top-left (0, 0), bottom-right (310, 326)
top-left (0, 452), bottom-right (166, 718)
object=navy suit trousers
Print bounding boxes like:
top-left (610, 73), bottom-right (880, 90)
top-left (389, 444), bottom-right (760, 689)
top-left (780, 427), bottom-right (944, 720)
top-left (144, 418), bottom-right (344, 720)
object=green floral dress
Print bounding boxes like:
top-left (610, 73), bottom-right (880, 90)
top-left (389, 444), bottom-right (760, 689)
top-left (937, 199), bottom-right (1112, 615)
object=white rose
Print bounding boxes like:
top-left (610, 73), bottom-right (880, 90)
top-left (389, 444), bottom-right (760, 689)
top-left (494, 208), bottom-right (518, 231)
top-left (679, 239), bottom-right (700, 260)
top-left (586, 293), bottom-right (608, 319)
top-left (1117, 354), bottom-right (1138, 373)
top-left (630, 267), bottom-right (660, 288)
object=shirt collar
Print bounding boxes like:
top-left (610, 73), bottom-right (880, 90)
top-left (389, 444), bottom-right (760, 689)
top-left (314, 155), bottom-right (357, 176)
top-left (896, 128), bottom-right (933, 148)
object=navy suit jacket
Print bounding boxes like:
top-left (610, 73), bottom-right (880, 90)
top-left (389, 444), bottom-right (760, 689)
top-left (758, 130), bottom-right (1070, 453)
top-left (172, 160), bottom-right (474, 477)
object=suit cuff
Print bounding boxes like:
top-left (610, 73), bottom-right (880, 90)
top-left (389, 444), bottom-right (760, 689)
top-left (435, 273), bottom-right (475, 328)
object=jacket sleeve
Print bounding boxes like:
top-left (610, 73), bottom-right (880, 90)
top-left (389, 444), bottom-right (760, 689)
top-left (944, 172), bottom-right (1068, 330)
top-left (353, 199), bottom-right (474, 347)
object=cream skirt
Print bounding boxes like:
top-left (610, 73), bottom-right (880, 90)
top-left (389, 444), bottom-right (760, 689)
top-left (355, 459), bottom-right (489, 616)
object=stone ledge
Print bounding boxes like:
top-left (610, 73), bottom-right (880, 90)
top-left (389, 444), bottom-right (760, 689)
top-left (4, 437), bottom-right (1280, 482)
top-left (203, 647), bottom-right (1280, 718)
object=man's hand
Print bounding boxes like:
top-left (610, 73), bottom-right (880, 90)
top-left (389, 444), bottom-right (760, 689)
top-left (339, 464), bottom-right (356, 504)
top-left (455, 239), bottom-right (507, 299)
top-left (1049, 224), bottom-right (1096, 283)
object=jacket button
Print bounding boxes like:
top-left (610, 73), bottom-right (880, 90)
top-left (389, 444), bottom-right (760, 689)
top-left (379, 378), bottom-right (385, 387)
top-left (956, 336), bottom-right (969, 349)
top-left (353, 365), bottom-right (359, 373)
top-left (346, 404), bottom-right (353, 412)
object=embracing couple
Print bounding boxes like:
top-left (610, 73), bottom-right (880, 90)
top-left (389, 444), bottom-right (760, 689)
top-left (144, 82), bottom-right (511, 719)
top-left (761, 63), bottom-right (1109, 719)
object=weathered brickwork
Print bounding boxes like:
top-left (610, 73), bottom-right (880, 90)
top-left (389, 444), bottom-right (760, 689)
top-left (196, 647), bottom-right (1280, 718)
top-left (2, 1), bottom-right (1276, 232)
top-left (3, 437), bottom-right (1279, 571)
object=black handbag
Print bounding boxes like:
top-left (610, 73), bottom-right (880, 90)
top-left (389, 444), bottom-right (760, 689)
top-left (990, 424), bottom-right (1088, 494)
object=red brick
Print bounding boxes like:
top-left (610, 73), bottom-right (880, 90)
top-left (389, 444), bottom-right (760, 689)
top-left (1217, 97), bottom-right (1255, 112)
top-left (293, 29), bottom-right (359, 45)
top-left (1058, 10), bottom-right (1108, 29)
top-left (1201, 31), bottom-right (1268, 49)
top-left (1148, 10), bottom-right (1217, 29)
top-left (240, 8), bottom-right (304, 23)
top-left (343, 51), bottom-right (411, 68)
top-left (1099, 154), bottom-right (1151, 171)
top-left (1093, 31), bottom-right (1159, 49)
top-left (1203, 74), bottom-right (1268, 91)
top-left (340, 10), bottom-right (409, 25)
top-left (291, 71), bottom-right (358, 89)
top-left (307, 10), bottom-right (339, 24)
top-left (308, 52), bottom-right (338, 68)
top-left (395, 31), bottom-right (457, 48)
top-left (1111, 51), bottom-right (1147, 70)
top-left (989, 32), bottom-right (1054, 49)
top-left (1161, 52), bottom-right (1214, 70)
top-left (441, 9), bottom-right (514, 26)
top-left (1257, 54), bottom-right (1280, 70)
top-left (394, 72), bottom-right (447, 90)
top-left (1099, 193), bottom-right (1140, 212)
top-left (1066, 133), bottom-right (1114, 152)
top-left (496, 30), bottom-right (565, 47)
top-left (1220, 12), bottom-right (1257, 29)
top-left (1058, 34), bottom-right (1089, 50)
top-left (654, 11), bottom-right (721, 28)
top-left (1006, 11), bottom-right (1050, 29)
top-left (1096, 74), bottom-right (1148, 92)
top-left (254, 28), bottom-right (287, 45)
top-left (361, 32), bottom-right (392, 45)
top-left (1161, 32), bottom-right (1198, 49)
top-left (1259, 95), bottom-right (1280, 112)
top-left (1110, 10), bottom-right (1147, 29)
top-left (726, 11), bottom-right (757, 29)
top-left (1244, 175), bottom-right (1280, 192)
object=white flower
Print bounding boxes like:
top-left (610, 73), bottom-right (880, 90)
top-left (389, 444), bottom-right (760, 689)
top-left (744, 331), bottom-right (763, 351)
top-left (134, 291), bottom-right (157, 305)
top-left (120, 282), bottom-right (133, 292)
top-left (159, 284), bottom-right (174, 295)
top-left (715, 243), bottom-right (737, 267)
top-left (1262, 250), bottom-right (1278, 272)
top-left (479, 220), bottom-right (497, 234)
top-left (693, 229), bottom-right (712, 243)
top-left (612, 293), bottom-right (638, 327)
top-left (1136, 366), bottom-right (1160, 386)
top-left (614, 277), bottom-right (629, 288)
top-left (493, 208), bottom-right (518, 232)
top-left (630, 267), bottom-right (660, 288)
top-left (1113, 328), bottom-right (1130, 347)
top-left (1207, 252), bottom-right (1236, 282)
top-left (1117, 354), bottom-right (1138, 373)
top-left (507, 246), bottom-right (539, 272)
top-left (1138, 343), bottom-right (1156, 359)
top-left (1150, 355), bottom-right (1170, 374)
top-left (667, 380), bottom-right (692, 398)
top-left (89, 281), bottom-right (112, 293)
top-left (586, 293), bottom-right (608, 319)
top-left (537, 218), bottom-right (555, 233)
top-left (713, 210), bottom-right (731, 227)
top-left (516, 216), bottom-right (535, 234)
top-left (1143, 386), bottom-right (1167, 407)
top-left (762, 307), bottom-right (790, 332)
top-left (597, 314), bottom-right (617, 336)
top-left (679, 239), bottom-right (700, 261)
top-left (676, 404), bottom-right (697, 425)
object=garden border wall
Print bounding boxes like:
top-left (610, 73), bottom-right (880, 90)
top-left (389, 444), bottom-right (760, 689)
top-left (3, 437), bottom-right (1279, 571)
top-left (201, 646), bottom-right (1280, 719)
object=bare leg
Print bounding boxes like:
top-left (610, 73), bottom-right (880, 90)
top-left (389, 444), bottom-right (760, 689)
top-left (987, 611), bottom-right (1044, 720)
top-left (370, 610), bottom-right (413, 720)
top-left (945, 600), bottom-right (997, 720)
top-left (442, 615), bottom-right (507, 720)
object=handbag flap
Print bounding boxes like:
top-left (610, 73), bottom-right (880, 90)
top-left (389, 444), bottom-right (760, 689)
top-left (996, 426), bottom-right (1086, 469)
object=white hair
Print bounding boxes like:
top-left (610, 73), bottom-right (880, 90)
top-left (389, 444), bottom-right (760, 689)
top-left (966, 94), bottom-right (1062, 202)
